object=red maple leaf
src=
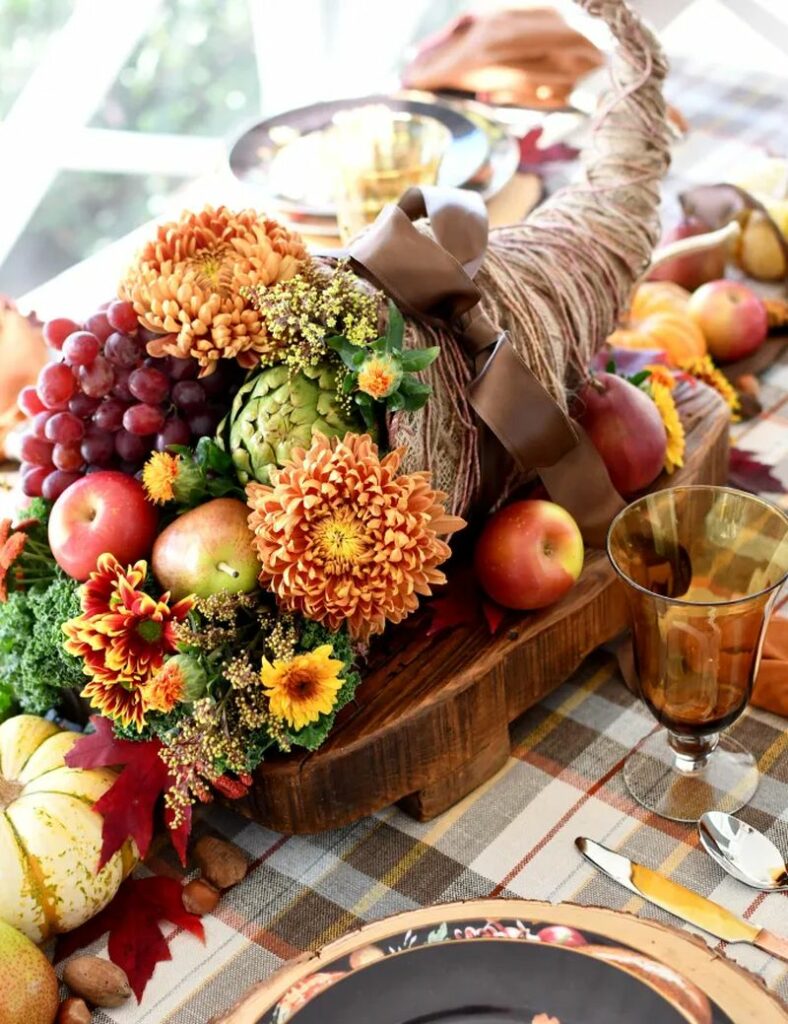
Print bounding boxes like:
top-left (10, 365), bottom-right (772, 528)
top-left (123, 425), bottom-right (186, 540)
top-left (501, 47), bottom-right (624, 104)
top-left (66, 716), bottom-right (191, 866)
top-left (481, 599), bottom-right (506, 635)
top-left (427, 570), bottom-right (506, 637)
top-left (55, 876), bottom-right (205, 1002)
top-left (518, 127), bottom-right (579, 170)
top-left (729, 448), bottom-right (784, 493)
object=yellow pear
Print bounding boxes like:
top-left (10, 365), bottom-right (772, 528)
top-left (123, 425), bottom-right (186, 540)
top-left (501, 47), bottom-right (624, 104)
top-left (735, 210), bottom-right (787, 281)
top-left (0, 919), bottom-right (58, 1024)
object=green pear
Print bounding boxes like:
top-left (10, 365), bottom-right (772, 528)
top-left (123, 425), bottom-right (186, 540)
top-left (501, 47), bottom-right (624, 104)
top-left (0, 919), bottom-right (58, 1024)
top-left (152, 497), bottom-right (260, 600)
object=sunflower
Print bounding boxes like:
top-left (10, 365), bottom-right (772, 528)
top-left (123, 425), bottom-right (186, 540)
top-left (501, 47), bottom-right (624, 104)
top-left (119, 205), bottom-right (307, 375)
top-left (247, 432), bottom-right (465, 641)
top-left (649, 382), bottom-right (685, 473)
top-left (678, 355), bottom-right (740, 419)
top-left (63, 556), bottom-right (194, 730)
top-left (261, 644), bottom-right (344, 730)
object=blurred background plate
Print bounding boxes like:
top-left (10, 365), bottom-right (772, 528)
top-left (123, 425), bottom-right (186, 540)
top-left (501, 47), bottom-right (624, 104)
top-left (228, 94), bottom-right (490, 217)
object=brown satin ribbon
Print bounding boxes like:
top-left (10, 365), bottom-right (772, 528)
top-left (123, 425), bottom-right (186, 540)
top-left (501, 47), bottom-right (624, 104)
top-left (349, 186), bottom-right (624, 546)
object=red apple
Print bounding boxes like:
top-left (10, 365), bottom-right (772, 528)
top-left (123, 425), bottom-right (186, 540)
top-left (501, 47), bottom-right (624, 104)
top-left (687, 280), bottom-right (768, 363)
top-left (647, 215), bottom-right (728, 290)
top-left (48, 470), bottom-right (158, 580)
top-left (474, 500), bottom-right (583, 611)
top-left (536, 925), bottom-right (587, 947)
top-left (575, 372), bottom-right (667, 496)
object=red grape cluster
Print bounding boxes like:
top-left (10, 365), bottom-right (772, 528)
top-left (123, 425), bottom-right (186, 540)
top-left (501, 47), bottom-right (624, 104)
top-left (18, 300), bottom-right (232, 501)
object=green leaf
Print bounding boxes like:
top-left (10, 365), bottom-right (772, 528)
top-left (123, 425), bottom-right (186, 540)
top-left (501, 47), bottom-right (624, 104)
top-left (341, 372), bottom-right (356, 395)
top-left (354, 391), bottom-right (377, 429)
top-left (627, 370), bottom-right (651, 387)
top-left (385, 301), bottom-right (405, 351)
top-left (398, 376), bottom-right (432, 398)
top-left (606, 359), bottom-right (617, 373)
top-left (427, 922), bottom-right (449, 944)
top-left (399, 346), bottom-right (440, 372)
top-left (401, 391), bottom-right (430, 412)
top-left (386, 391), bottom-right (405, 412)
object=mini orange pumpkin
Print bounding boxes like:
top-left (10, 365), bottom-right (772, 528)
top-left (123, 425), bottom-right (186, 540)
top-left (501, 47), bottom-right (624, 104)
top-left (608, 282), bottom-right (707, 364)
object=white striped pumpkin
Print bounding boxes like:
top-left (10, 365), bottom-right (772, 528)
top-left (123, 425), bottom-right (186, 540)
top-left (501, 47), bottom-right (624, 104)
top-left (0, 715), bottom-right (137, 943)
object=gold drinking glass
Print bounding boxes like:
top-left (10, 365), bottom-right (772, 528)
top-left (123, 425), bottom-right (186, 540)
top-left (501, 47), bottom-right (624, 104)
top-left (608, 485), bottom-right (788, 822)
top-left (331, 106), bottom-right (450, 243)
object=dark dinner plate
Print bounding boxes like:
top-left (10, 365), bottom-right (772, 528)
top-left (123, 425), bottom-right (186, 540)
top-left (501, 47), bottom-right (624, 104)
top-left (280, 940), bottom-right (687, 1024)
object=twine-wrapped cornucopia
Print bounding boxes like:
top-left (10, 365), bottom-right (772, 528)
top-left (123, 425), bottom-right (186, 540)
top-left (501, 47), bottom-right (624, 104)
top-left (348, 0), bottom-right (671, 544)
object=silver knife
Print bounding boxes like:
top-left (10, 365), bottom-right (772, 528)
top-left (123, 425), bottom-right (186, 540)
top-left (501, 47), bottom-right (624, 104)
top-left (576, 836), bottom-right (788, 962)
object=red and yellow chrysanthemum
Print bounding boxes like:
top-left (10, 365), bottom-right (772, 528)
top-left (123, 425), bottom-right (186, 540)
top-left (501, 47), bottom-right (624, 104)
top-left (247, 432), bottom-right (464, 641)
top-left (63, 554), bottom-right (194, 730)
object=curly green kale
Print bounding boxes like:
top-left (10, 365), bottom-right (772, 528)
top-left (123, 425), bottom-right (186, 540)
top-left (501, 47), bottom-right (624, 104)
top-left (0, 573), bottom-right (84, 714)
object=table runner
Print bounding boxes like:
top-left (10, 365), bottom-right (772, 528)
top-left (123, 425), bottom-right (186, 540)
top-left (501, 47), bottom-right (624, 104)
top-left (27, 58), bottom-right (787, 1022)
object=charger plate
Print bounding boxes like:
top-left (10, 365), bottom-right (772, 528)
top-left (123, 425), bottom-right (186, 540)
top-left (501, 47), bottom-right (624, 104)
top-left (228, 94), bottom-right (490, 217)
top-left (213, 899), bottom-right (785, 1024)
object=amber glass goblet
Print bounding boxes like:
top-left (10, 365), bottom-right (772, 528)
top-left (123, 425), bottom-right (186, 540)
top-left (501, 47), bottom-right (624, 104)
top-left (608, 485), bottom-right (788, 822)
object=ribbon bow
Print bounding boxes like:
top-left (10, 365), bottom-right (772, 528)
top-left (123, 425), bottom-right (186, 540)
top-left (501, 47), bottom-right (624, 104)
top-left (350, 186), bottom-right (624, 546)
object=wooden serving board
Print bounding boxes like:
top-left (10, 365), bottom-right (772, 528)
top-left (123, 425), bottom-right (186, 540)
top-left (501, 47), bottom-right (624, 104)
top-left (236, 383), bottom-right (731, 834)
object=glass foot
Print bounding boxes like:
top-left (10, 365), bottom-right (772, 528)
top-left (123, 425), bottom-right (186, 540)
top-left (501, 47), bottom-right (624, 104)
top-left (623, 729), bottom-right (758, 823)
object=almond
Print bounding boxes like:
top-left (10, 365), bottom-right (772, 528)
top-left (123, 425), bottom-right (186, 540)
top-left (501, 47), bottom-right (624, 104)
top-left (57, 997), bottom-right (92, 1024)
top-left (62, 956), bottom-right (131, 1008)
top-left (193, 835), bottom-right (248, 889)
top-left (182, 877), bottom-right (220, 915)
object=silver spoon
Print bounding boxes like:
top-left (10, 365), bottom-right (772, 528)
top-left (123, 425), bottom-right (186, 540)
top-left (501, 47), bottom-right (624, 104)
top-left (699, 811), bottom-right (788, 891)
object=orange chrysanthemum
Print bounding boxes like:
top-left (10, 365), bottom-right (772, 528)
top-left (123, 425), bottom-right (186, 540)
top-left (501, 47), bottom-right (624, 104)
top-left (119, 205), bottom-right (307, 375)
top-left (142, 451), bottom-right (180, 504)
top-left (357, 354), bottom-right (402, 399)
top-left (0, 519), bottom-right (27, 603)
top-left (141, 660), bottom-right (186, 714)
top-left (247, 433), bottom-right (465, 641)
top-left (63, 554), bottom-right (194, 730)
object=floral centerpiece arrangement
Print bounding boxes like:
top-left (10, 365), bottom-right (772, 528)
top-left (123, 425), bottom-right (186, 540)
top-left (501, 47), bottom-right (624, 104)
top-left (1, 206), bottom-right (466, 860)
top-left (0, 199), bottom-right (750, 872)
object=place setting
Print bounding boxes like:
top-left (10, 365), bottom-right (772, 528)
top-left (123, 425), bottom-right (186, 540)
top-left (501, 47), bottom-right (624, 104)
top-left (1, 2), bottom-right (788, 1024)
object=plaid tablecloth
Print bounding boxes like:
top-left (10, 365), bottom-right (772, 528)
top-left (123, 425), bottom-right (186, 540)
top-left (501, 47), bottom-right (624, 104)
top-left (44, 59), bottom-right (788, 1023)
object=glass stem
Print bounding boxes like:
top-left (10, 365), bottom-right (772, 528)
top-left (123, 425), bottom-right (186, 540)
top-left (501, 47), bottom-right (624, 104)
top-left (668, 731), bottom-right (719, 773)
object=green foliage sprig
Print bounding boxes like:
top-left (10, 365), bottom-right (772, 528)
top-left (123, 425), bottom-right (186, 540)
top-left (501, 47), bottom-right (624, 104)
top-left (329, 302), bottom-right (439, 428)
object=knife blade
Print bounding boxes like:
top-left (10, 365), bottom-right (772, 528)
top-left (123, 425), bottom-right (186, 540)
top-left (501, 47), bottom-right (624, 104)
top-left (576, 837), bottom-right (788, 962)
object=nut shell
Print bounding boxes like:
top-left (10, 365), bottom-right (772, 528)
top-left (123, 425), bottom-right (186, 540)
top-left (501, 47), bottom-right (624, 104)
top-left (193, 835), bottom-right (248, 889)
top-left (62, 956), bottom-right (131, 1008)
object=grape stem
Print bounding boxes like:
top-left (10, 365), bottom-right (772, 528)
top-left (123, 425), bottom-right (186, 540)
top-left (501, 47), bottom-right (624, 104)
top-left (217, 562), bottom-right (240, 579)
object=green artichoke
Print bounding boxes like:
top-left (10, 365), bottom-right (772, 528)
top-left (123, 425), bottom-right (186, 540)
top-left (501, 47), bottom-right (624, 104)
top-left (220, 362), bottom-right (364, 485)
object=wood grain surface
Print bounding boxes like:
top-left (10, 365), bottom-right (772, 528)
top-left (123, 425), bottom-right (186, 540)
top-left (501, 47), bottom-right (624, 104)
top-left (236, 382), bottom-right (731, 834)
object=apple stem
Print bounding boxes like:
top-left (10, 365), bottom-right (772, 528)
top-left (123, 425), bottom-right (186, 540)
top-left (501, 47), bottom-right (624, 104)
top-left (217, 561), bottom-right (240, 579)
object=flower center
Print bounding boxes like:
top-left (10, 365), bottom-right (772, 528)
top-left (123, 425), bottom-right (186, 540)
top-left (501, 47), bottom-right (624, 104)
top-left (283, 667), bottom-right (320, 700)
top-left (312, 510), bottom-right (367, 572)
top-left (137, 619), bottom-right (164, 643)
top-left (187, 245), bottom-right (232, 295)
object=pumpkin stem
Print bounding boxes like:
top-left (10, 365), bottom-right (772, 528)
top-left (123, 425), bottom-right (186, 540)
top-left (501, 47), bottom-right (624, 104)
top-left (0, 774), bottom-right (23, 811)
